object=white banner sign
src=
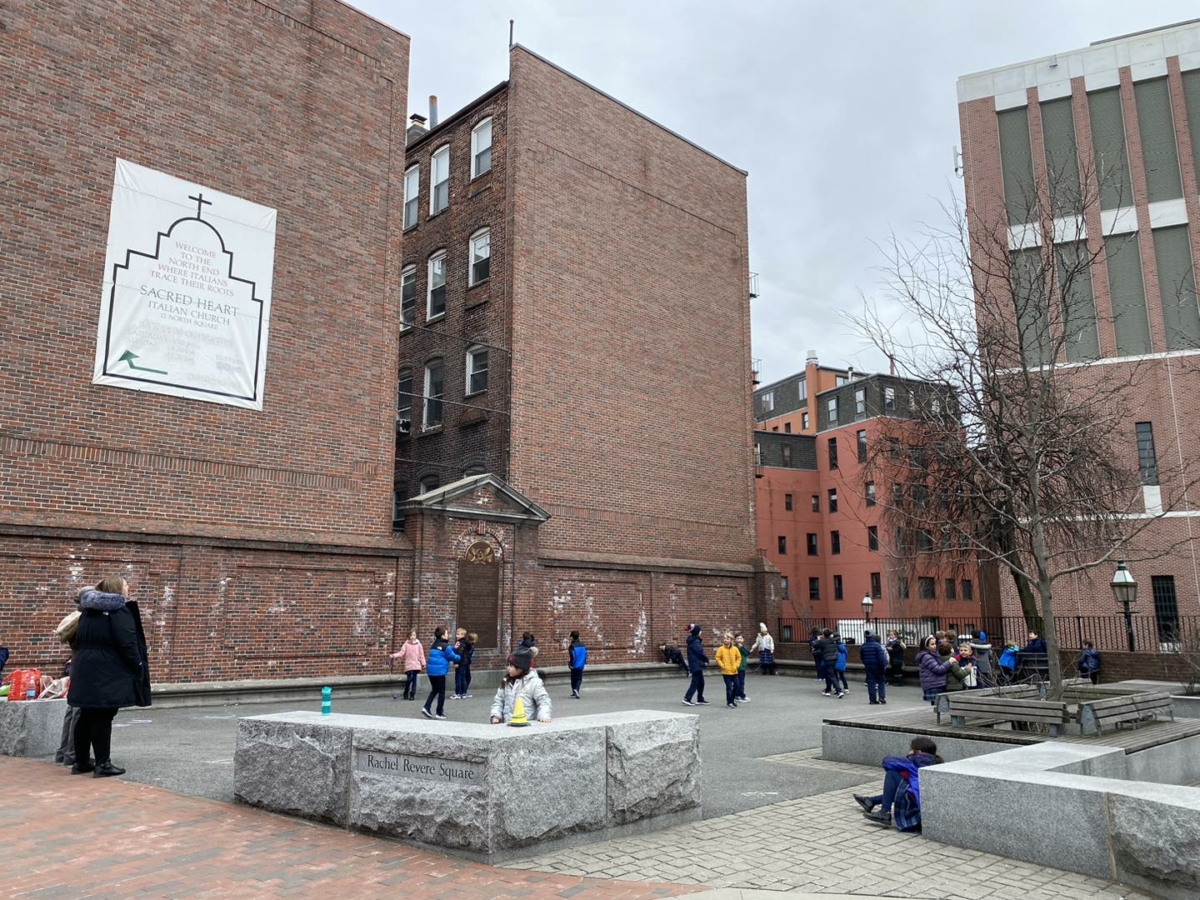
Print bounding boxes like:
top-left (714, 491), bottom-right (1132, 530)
top-left (93, 159), bottom-right (276, 410)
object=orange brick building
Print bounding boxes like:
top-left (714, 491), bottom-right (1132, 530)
top-left (958, 20), bottom-right (1200, 643)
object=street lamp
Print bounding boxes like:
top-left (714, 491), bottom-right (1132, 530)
top-left (861, 594), bottom-right (874, 625)
top-left (1111, 560), bottom-right (1137, 652)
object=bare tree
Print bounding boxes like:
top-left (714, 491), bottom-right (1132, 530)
top-left (855, 168), bottom-right (1196, 699)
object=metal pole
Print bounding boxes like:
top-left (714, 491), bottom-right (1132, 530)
top-left (1123, 602), bottom-right (1136, 652)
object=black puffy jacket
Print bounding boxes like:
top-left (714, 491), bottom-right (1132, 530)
top-left (67, 594), bottom-right (151, 709)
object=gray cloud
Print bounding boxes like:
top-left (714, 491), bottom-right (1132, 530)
top-left (353, 0), bottom-right (1199, 383)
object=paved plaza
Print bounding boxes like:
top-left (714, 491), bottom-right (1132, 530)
top-left (0, 672), bottom-right (1156, 899)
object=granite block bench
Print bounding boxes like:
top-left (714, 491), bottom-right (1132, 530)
top-left (234, 709), bottom-right (700, 862)
top-left (0, 698), bottom-right (67, 757)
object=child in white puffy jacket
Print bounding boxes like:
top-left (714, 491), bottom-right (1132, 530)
top-left (489, 646), bottom-right (552, 723)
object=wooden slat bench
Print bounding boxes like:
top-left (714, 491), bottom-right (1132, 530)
top-left (948, 693), bottom-right (1071, 736)
top-left (935, 683), bottom-right (1043, 725)
top-left (1078, 692), bottom-right (1175, 736)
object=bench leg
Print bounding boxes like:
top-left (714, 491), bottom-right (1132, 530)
top-left (1049, 723), bottom-right (1063, 737)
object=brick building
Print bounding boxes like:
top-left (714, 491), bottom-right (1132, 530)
top-left (754, 352), bottom-right (849, 435)
top-left (958, 19), bottom-right (1200, 641)
top-left (753, 366), bottom-right (985, 637)
top-left (2, 2), bottom-right (769, 682)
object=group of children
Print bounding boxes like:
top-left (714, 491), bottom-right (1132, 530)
top-left (388, 626), bottom-right (589, 723)
top-left (677, 624), bottom-right (772, 708)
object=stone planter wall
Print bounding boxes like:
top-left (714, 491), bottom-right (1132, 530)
top-left (0, 699), bottom-right (67, 757)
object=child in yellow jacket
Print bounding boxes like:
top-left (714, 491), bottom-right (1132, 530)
top-left (715, 632), bottom-right (742, 709)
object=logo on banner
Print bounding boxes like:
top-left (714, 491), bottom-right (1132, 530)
top-left (94, 160), bottom-right (276, 410)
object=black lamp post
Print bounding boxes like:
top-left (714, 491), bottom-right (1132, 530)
top-left (1111, 560), bottom-right (1137, 652)
top-left (861, 594), bottom-right (874, 626)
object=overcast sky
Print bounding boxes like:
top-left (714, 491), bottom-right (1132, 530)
top-left (354, 1), bottom-right (1199, 385)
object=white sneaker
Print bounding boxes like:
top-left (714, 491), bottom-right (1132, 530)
top-left (739, 697), bottom-right (751, 702)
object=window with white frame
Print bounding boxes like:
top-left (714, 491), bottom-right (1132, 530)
top-left (403, 166), bottom-right (419, 229)
top-left (397, 369), bottom-right (413, 431)
top-left (798, 379), bottom-right (808, 401)
top-left (471, 117), bottom-right (492, 177)
top-left (855, 388), bottom-right (866, 418)
top-left (884, 386), bottom-right (895, 411)
top-left (427, 252), bottom-right (446, 320)
top-left (466, 345), bottom-right (489, 395)
top-left (469, 229), bottom-right (490, 285)
top-left (423, 359), bottom-right (444, 429)
top-left (827, 396), bottom-right (838, 425)
top-left (430, 146), bottom-right (449, 214)
top-left (400, 265), bottom-right (416, 328)
top-left (762, 391), bottom-right (774, 412)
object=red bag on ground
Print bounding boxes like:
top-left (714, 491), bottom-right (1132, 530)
top-left (7, 668), bottom-right (42, 701)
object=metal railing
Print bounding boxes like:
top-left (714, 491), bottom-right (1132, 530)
top-left (777, 614), bottom-right (1200, 654)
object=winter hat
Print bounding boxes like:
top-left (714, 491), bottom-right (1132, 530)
top-left (508, 646), bottom-right (533, 673)
top-left (759, 622), bottom-right (768, 632)
top-left (690, 623), bottom-right (701, 637)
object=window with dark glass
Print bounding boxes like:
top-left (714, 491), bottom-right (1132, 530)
top-left (397, 369), bottom-right (413, 431)
top-left (857, 429), bottom-right (867, 462)
top-left (945, 578), bottom-right (957, 601)
top-left (809, 577), bottom-right (821, 601)
top-left (870, 571), bottom-right (881, 599)
top-left (419, 473), bottom-right (440, 494)
top-left (423, 359), bottom-right (445, 429)
top-left (916, 530), bottom-right (933, 552)
top-left (784, 493), bottom-right (793, 511)
top-left (866, 482), bottom-right (876, 507)
top-left (427, 252), bottom-right (446, 319)
top-left (471, 117), bottom-right (492, 177)
top-left (961, 580), bottom-right (973, 601)
top-left (782, 444), bottom-right (793, 467)
top-left (469, 229), bottom-right (490, 285)
top-left (785, 423), bottom-right (792, 433)
top-left (1152, 575), bottom-right (1180, 644)
top-left (811, 494), bottom-right (820, 513)
top-left (780, 576), bottom-right (789, 599)
top-left (778, 535), bottom-right (787, 555)
top-left (828, 437), bottom-right (838, 470)
top-left (855, 388), bottom-right (866, 418)
top-left (898, 576), bottom-right (910, 600)
top-left (431, 146), bottom-right (450, 214)
top-left (828, 489), bottom-right (838, 513)
top-left (868, 526), bottom-right (878, 551)
top-left (884, 386), bottom-right (895, 412)
top-left (827, 397), bottom-right (839, 426)
top-left (831, 530), bottom-right (841, 555)
top-left (401, 266), bottom-right (417, 328)
top-left (918, 576), bottom-right (936, 600)
top-left (466, 346), bottom-right (489, 395)
top-left (807, 533), bottom-right (818, 556)
top-left (1136, 422), bottom-right (1159, 485)
top-left (833, 574), bottom-right (844, 600)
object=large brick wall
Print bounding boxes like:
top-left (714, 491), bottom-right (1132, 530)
top-left (0, 0), bottom-right (409, 544)
top-left (1, 0), bottom-right (412, 677)
top-left (505, 47), bottom-right (757, 565)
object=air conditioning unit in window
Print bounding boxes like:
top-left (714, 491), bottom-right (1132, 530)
top-left (397, 417), bottom-right (411, 434)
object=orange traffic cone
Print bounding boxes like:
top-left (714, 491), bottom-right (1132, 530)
top-left (508, 695), bottom-right (531, 726)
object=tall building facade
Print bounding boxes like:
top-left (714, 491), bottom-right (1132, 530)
top-left (2, 3), bottom-right (769, 681)
top-left (754, 369), bottom-right (984, 633)
top-left (958, 20), bottom-right (1200, 634)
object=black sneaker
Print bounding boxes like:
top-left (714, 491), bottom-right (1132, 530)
top-left (854, 794), bottom-right (877, 813)
top-left (682, 699), bottom-right (695, 706)
top-left (695, 699), bottom-right (710, 705)
top-left (863, 809), bottom-right (892, 826)
top-left (880, 700), bottom-right (888, 705)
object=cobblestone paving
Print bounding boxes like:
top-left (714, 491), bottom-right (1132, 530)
top-left (506, 780), bottom-right (1154, 900)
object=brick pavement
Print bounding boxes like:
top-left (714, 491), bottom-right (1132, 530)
top-left (0, 757), bottom-right (695, 900)
top-left (505, 767), bottom-right (1155, 900)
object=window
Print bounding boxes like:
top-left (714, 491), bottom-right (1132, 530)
top-left (782, 444), bottom-right (793, 467)
top-left (828, 489), bottom-right (838, 513)
top-left (831, 531), bottom-right (841, 555)
top-left (403, 166), bottom-right (419, 229)
top-left (871, 571), bottom-right (882, 599)
top-left (828, 437), bottom-right (838, 470)
top-left (1152, 575), bottom-right (1181, 644)
top-left (419, 473), bottom-right (440, 494)
top-left (466, 346), bottom-right (489, 395)
top-left (898, 576), bottom-right (910, 600)
top-left (772, 427), bottom-right (779, 432)
top-left (833, 574), bottom-right (844, 600)
top-left (761, 391), bottom-right (774, 412)
top-left (1136, 422), bottom-right (1159, 485)
top-left (884, 387), bottom-right (895, 412)
top-left (798, 379), bottom-right (808, 401)
top-left (961, 580), bottom-right (973, 602)
top-left (806, 533), bottom-right (818, 556)
top-left (780, 576), bottom-right (789, 599)
top-left (892, 483), bottom-right (903, 508)
top-left (827, 397), bottom-right (839, 425)
top-left (855, 388), bottom-right (866, 418)
top-left (868, 526), bottom-right (879, 551)
top-left (397, 369), bottom-right (413, 431)
top-left (784, 493), bottom-right (793, 511)
top-left (754, 442), bottom-right (762, 465)
top-left (784, 423), bottom-right (792, 433)
top-left (778, 535), bottom-right (787, 554)
top-left (471, 117), bottom-right (492, 177)
top-left (918, 577), bottom-right (936, 600)
top-left (801, 412), bottom-right (809, 430)
top-left (462, 464), bottom-right (486, 478)
top-left (430, 146), bottom-right (450, 214)
top-left (400, 265), bottom-right (416, 328)
top-left (945, 578), bottom-right (957, 601)
top-left (811, 494), bottom-right (820, 513)
top-left (916, 530), bottom-right (933, 552)
top-left (857, 429), bottom-right (867, 462)
top-left (866, 482), bottom-right (876, 507)
top-left (835, 374), bottom-right (849, 386)
top-left (469, 229), bottom-right (490, 285)
top-left (427, 252), bottom-right (446, 320)
top-left (423, 359), bottom-right (444, 429)
top-left (809, 577), bottom-right (821, 601)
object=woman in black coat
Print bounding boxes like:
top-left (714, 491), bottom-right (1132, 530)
top-left (67, 576), bottom-right (151, 777)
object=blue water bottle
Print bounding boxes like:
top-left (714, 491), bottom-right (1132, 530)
top-left (321, 686), bottom-right (332, 715)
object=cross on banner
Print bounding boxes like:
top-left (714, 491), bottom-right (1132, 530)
top-left (188, 192), bottom-right (212, 218)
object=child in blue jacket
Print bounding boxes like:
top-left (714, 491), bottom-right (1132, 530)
top-left (834, 634), bottom-right (850, 694)
top-left (422, 626), bottom-right (460, 720)
top-left (568, 630), bottom-right (587, 698)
